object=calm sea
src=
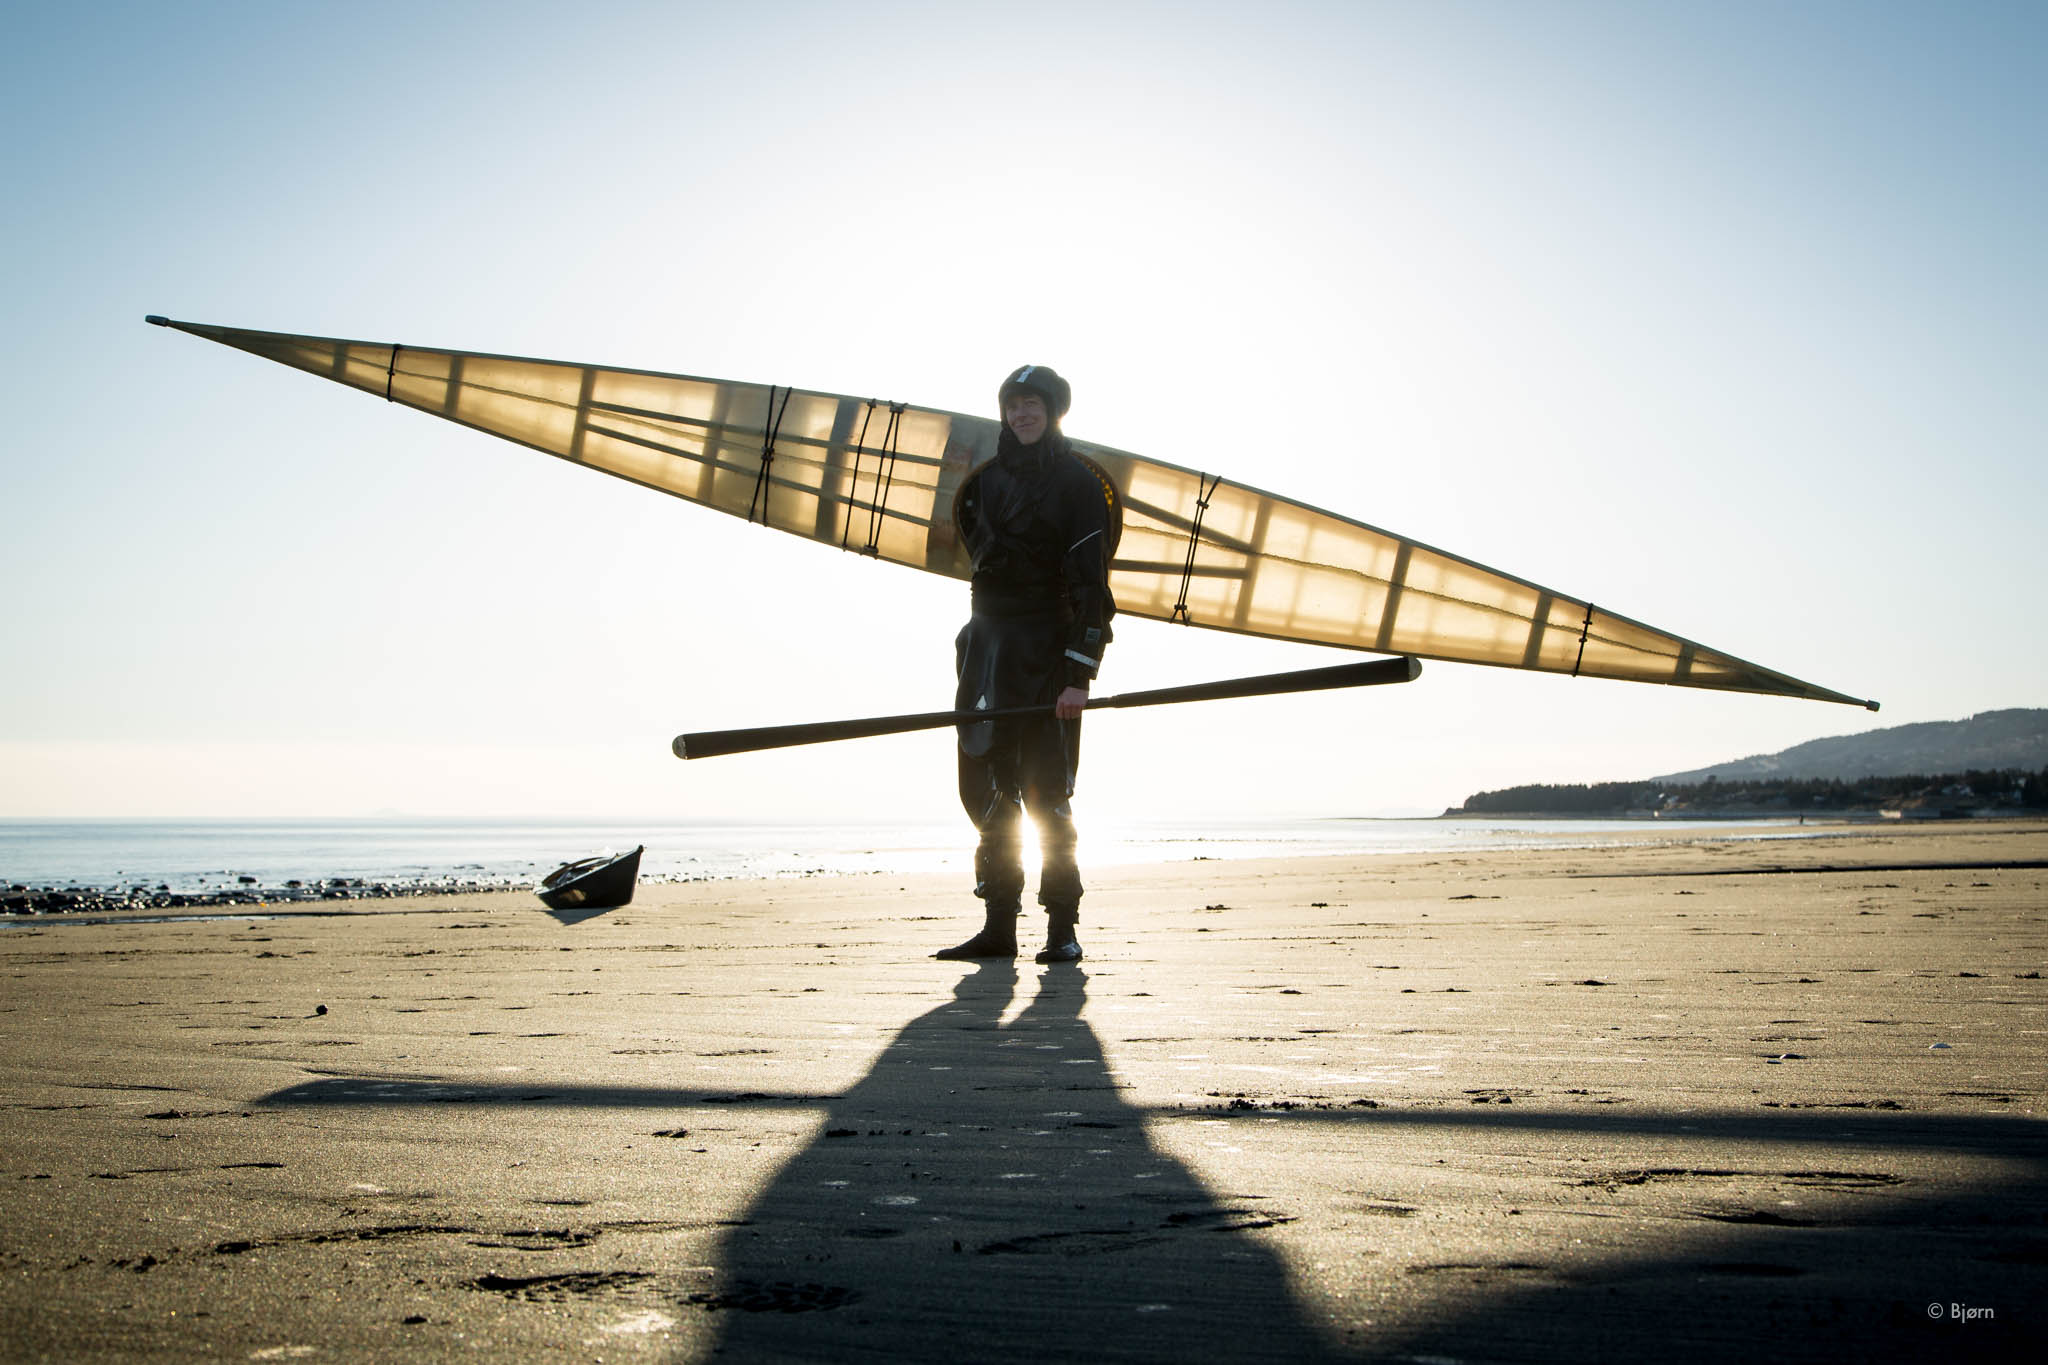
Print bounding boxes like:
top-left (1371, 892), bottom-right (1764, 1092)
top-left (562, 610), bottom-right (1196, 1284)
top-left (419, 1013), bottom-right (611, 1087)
top-left (0, 815), bottom-right (1819, 894)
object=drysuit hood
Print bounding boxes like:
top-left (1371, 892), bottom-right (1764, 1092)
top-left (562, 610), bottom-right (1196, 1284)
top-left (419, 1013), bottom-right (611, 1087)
top-left (997, 364), bottom-right (1071, 424)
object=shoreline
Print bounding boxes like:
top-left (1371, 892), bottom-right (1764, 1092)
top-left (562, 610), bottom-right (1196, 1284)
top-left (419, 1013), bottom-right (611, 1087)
top-left (0, 875), bottom-right (525, 917)
top-left (0, 814), bottom-right (1937, 918)
top-left (8, 816), bottom-right (2045, 919)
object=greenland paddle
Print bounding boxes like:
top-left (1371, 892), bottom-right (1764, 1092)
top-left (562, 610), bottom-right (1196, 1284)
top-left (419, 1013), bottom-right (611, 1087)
top-left (673, 656), bottom-right (1420, 760)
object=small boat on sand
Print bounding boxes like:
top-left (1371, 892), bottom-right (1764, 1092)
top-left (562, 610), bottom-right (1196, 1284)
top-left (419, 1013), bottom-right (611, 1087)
top-left (537, 845), bottom-right (643, 911)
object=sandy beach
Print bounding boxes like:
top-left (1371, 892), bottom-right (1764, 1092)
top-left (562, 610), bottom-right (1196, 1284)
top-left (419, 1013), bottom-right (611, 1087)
top-left (2, 821), bottom-right (2042, 1362)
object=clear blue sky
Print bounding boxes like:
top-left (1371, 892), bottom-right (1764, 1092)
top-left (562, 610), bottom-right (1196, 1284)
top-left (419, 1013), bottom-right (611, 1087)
top-left (3, 0), bottom-right (2041, 820)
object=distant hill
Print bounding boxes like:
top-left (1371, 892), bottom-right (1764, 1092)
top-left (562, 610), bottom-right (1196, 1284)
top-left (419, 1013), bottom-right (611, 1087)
top-left (1653, 708), bottom-right (2048, 784)
top-left (1451, 708), bottom-right (2048, 816)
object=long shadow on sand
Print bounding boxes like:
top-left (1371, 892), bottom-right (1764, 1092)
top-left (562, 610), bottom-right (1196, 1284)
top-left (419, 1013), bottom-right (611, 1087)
top-left (258, 988), bottom-right (2046, 1362)
top-left (677, 962), bottom-right (1352, 1362)
top-left (258, 965), bottom-right (1353, 1361)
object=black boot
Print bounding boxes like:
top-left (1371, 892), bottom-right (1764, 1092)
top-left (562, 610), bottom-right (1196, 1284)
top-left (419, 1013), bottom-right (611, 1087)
top-left (1034, 905), bottom-right (1082, 964)
top-left (934, 904), bottom-right (1019, 960)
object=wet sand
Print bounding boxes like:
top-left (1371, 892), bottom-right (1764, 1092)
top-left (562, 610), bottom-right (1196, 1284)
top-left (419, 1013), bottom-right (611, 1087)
top-left (2, 822), bottom-right (2042, 1362)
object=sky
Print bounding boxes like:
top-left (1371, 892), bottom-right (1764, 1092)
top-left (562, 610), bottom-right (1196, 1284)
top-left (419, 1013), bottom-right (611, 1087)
top-left (2, 0), bottom-right (2042, 824)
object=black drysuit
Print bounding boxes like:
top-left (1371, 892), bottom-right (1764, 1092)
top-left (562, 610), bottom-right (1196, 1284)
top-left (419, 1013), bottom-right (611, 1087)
top-left (953, 427), bottom-right (1116, 917)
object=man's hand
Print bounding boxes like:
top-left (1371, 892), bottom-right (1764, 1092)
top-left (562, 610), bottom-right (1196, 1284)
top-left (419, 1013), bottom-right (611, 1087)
top-left (1055, 685), bottom-right (1090, 720)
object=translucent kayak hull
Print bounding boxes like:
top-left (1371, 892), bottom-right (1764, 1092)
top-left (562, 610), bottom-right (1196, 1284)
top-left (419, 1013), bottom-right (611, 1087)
top-left (147, 317), bottom-right (1876, 710)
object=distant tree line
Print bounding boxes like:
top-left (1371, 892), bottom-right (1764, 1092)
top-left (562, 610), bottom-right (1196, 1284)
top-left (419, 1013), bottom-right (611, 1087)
top-left (1453, 767), bottom-right (2048, 816)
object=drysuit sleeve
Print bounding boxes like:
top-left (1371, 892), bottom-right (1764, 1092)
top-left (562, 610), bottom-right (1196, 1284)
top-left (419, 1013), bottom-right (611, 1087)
top-left (1060, 470), bottom-right (1116, 688)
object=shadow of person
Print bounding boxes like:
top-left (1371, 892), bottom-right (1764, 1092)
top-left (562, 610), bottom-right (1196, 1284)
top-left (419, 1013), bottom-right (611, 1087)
top-left (682, 962), bottom-right (1354, 1363)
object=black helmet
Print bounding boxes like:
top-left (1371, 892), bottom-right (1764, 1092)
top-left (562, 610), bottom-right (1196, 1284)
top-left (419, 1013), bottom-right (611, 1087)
top-left (998, 364), bottom-right (1071, 423)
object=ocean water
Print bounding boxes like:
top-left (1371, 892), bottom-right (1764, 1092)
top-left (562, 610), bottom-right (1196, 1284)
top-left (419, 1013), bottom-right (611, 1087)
top-left (0, 815), bottom-right (1820, 894)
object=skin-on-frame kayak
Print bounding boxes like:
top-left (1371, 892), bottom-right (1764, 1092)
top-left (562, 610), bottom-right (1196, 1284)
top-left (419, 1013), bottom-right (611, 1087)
top-left (145, 316), bottom-right (1876, 712)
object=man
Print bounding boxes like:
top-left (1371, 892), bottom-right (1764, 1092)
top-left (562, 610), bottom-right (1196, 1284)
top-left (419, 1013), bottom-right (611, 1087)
top-left (936, 364), bottom-right (1115, 964)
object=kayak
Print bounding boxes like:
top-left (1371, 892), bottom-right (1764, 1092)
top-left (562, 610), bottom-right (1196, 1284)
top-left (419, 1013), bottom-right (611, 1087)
top-left (147, 317), bottom-right (1876, 711)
